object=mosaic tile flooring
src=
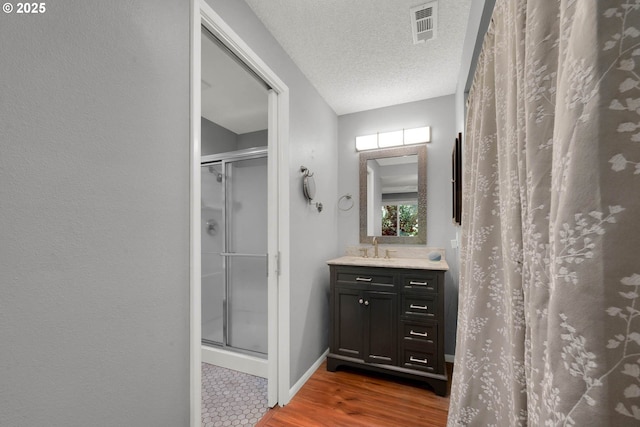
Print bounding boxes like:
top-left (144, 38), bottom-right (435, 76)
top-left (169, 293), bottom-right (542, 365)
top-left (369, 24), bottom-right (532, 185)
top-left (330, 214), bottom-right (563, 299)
top-left (201, 363), bottom-right (269, 427)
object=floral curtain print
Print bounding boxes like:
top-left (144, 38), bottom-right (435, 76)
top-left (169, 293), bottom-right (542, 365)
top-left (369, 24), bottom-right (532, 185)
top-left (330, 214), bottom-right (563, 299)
top-left (448, 0), bottom-right (640, 426)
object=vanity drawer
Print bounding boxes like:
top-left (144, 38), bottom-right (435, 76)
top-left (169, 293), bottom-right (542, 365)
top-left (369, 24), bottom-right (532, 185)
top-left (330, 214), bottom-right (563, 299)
top-left (401, 321), bottom-right (437, 349)
top-left (336, 269), bottom-right (395, 288)
top-left (401, 348), bottom-right (437, 373)
top-left (402, 273), bottom-right (438, 293)
top-left (401, 295), bottom-right (437, 318)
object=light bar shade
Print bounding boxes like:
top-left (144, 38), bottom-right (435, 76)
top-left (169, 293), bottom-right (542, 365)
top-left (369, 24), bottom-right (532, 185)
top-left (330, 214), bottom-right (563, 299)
top-left (355, 126), bottom-right (431, 151)
top-left (378, 130), bottom-right (403, 148)
top-left (355, 134), bottom-right (378, 151)
top-left (404, 126), bottom-right (430, 145)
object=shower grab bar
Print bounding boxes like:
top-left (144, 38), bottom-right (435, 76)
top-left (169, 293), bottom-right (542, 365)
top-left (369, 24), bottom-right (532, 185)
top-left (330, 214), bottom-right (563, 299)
top-left (219, 252), bottom-right (267, 258)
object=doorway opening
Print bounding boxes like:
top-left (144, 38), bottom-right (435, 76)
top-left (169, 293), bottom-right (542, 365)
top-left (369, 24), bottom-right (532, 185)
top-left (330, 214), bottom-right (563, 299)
top-left (191, 3), bottom-right (291, 423)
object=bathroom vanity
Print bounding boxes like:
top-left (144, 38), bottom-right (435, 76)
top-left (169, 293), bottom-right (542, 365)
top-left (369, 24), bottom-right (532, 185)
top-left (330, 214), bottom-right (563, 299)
top-left (326, 255), bottom-right (448, 396)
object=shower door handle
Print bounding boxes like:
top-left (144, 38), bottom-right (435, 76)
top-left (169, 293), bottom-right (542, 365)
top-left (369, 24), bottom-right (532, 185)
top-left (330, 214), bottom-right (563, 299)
top-left (220, 252), bottom-right (269, 277)
top-left (219, 252), bottom-right (268, 257)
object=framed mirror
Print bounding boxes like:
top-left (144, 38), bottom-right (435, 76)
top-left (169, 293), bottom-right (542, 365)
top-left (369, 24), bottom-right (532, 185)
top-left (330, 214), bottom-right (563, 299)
top-left (359, 145), bottom-right (426, 244)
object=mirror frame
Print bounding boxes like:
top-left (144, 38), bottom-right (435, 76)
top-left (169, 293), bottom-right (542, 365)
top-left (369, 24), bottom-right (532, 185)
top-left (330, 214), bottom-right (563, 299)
top-left (359, 145), bottom-right (427, 244)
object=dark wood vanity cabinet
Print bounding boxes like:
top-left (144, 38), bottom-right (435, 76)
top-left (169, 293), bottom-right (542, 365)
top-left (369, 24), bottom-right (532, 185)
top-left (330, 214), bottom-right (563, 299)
top-left (327, 264), bottom-right (447, 396)
top-left (334, 287), bottom-right (397, 365)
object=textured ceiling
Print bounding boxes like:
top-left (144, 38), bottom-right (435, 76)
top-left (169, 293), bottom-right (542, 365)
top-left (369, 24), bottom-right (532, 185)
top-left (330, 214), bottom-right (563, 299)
top-left (244, 0), bottom-right (473, 115)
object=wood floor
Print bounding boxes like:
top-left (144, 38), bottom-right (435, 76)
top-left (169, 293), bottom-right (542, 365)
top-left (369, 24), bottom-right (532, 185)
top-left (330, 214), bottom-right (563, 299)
top-left (256, 360), bottom-right (452, 427)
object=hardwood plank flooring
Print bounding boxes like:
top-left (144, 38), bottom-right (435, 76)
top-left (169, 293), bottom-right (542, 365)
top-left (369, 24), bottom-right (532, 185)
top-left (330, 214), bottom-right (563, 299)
top-left (257, 360), bottom-right (452, 427)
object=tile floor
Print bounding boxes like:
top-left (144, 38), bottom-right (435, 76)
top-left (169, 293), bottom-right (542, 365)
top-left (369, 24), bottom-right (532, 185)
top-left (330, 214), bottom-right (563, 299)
top-left (201, 363), bottom-right (269, 427)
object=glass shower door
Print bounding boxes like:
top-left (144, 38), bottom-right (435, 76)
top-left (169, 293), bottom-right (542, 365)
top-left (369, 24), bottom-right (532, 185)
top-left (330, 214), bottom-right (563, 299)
top-left (225, 156), bottom-right (268, 355)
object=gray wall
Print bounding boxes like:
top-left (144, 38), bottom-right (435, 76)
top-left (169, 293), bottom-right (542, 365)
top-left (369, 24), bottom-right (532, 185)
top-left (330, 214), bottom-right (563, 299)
top-left (455, 0), bottom-right (496, 134)
top-left (202, 117), bottom-right (267, 155)
top-left (202, 117), bottom-right (239, 155)
top-left (0, 1), bottom-right (190, 426)
top-left (204, 0), bottom-right (339, 388)
top-left (337, 96), bottom-right (459, 355)
top-left (237, 129), bottom-right (268, 150)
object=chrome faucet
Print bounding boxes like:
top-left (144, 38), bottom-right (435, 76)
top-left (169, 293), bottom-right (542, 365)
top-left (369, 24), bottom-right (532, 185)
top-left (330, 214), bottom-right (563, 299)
top-left (372, 236), bottom-right (379, 258)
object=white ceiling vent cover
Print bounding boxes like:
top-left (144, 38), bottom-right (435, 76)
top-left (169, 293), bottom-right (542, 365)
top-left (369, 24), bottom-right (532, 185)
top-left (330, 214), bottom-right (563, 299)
top-left (410, 2), bottom-right (437, 44)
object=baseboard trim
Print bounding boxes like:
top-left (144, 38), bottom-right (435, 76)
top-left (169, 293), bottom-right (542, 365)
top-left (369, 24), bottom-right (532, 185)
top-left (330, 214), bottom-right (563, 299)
top-left (445, 353), bottom-right (455, 363)
top-left (288, 348), bottom-right (329, 402)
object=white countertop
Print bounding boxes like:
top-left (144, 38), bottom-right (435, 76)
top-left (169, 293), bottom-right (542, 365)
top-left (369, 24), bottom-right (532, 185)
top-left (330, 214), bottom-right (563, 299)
top-left (326, 255), bottom-right (449, 271)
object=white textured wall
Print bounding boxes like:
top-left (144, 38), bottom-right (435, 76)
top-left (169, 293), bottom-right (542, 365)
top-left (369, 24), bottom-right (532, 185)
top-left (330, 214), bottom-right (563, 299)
top-left (337, 96), bottom-right (460, 355)
top-left (0, 2), bottom-right (191, 425)
top-left (204, 0), bottom-right (339, 388)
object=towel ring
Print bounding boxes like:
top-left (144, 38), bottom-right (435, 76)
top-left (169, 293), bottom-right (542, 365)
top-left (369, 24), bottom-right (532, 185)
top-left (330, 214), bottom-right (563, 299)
top-left (338, 194), bottom-right (354, 211)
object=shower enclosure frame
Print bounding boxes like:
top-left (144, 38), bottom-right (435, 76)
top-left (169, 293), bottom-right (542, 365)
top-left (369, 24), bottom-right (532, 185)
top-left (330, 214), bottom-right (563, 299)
top-left (201, 147), bottom-right (269, 357)
top-left (190, 0), bottom-right (291, 423)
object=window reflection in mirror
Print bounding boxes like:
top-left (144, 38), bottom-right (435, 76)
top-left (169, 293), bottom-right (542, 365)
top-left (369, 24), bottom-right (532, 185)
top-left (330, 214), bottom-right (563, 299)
top-left (382, 205), bottom-right (418, 236)
top-left (360, 145), bottom-right (426, 244)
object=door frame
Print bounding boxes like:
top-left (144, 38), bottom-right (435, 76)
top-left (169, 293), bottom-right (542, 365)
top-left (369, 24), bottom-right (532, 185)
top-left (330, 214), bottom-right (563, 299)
top-left (190, 1), bottom-right (291, 424)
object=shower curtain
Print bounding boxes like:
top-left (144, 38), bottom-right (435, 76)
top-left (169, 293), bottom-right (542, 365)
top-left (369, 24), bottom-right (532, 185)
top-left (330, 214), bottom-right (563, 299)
top-left (448, 1), bottom-right (640, 425)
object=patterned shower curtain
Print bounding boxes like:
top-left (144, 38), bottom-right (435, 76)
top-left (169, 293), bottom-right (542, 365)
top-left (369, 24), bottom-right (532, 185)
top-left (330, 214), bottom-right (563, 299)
top-left (448, 1), bottom-right (640, 425)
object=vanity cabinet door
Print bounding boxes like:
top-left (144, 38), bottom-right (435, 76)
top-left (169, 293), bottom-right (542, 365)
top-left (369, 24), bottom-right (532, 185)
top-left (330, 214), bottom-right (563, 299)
top-left (332, 286), bottom-right (397, 365)
top-left (363, 291), bottom-right (397, 366)
top-left (332, 286), bottom-right (364, 359)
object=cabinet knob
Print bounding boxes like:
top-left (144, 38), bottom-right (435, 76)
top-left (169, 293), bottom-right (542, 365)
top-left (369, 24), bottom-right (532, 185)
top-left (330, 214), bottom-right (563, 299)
top-left (358, 298), bottom-right (364, 304)
top-left (364, 300), bottom-right (369, 306)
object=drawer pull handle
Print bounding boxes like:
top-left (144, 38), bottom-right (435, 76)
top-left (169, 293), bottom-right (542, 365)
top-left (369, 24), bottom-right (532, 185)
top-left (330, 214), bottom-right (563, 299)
top-left (356, 277), bottom-right (372, 282)
top-left (410, 304), bottom-right (428, 310)
top-left (410, 330), bottom-right (428, 337)
top-left (409, 281), bottom-right (429, 286)
top-left (370, 355), bottom-right (391, 361)
top-left (410, 356), bottom-right (428, 364)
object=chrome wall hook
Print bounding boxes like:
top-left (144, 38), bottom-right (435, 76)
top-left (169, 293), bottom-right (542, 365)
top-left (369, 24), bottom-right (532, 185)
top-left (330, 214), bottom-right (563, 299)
top-left (300, 165), bottom-right (314, 177)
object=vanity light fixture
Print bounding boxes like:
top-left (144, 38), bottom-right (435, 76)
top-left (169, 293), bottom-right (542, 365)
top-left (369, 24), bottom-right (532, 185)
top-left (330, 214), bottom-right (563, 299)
top-left (404, 126), bottom-right (431, 145)
top-left (378, 130), bottom-right (404, 148)
top-left (355, 126), bottom-right (431, 151)
top-left (355, 134), bottom-right (378, 151)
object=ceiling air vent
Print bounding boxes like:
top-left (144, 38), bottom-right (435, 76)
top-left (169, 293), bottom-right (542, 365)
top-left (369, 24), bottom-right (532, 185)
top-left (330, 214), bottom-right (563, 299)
top-left (410, 2), bottom-right (437, 44)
